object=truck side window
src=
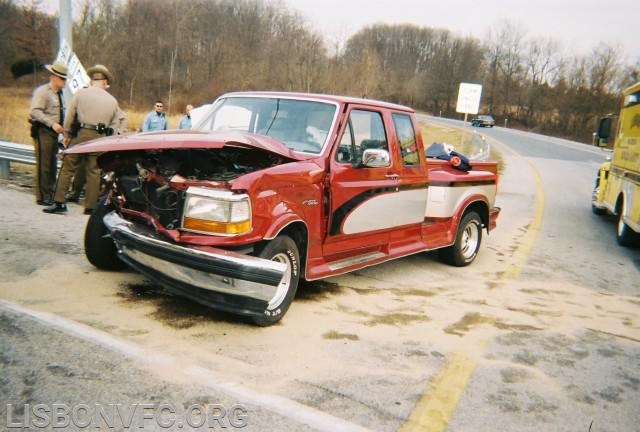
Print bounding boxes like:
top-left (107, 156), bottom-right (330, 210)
top-left (336, 109), bottom-right (389, 166)
top-left (623, 91), bottom-right (640, 108)
top-left (392, 113), bottom-right (418, 166)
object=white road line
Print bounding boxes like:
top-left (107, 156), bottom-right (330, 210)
top-left (0, 300), bottom-right (372, 432)
top-left (419, 114), bottom-right (607, 156)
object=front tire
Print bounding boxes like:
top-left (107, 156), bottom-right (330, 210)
top-left (591, 202), bottom-right (606, 215)
top-left (440, 211), bottom-right (483, 266)
top-left (252, 235), bottom-right (300, 326)
top-left (84, 196), bottom-right (126, 270)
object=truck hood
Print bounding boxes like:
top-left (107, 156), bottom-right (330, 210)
top-left (64, 130), bottom-right (305, 162)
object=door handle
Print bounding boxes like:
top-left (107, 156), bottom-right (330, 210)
top-left (385, 173), bottom-right (400, 180)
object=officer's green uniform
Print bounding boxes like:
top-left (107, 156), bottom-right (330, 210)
top-left (56, 86), bottom-right (119, 212)
top-left (45, 64), bottom-right (122, 215)
top-left (29, 82), bottom-right (64, 203)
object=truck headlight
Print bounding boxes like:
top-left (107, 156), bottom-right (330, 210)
top-left (182, 187), bottom-right (251, 235)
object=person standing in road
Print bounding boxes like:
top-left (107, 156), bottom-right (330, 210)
top-left (142, 100), bottom-right (167, 131)
top-left (29, 61), bottom-right (67, 206)
top-left (178, 104), bottom-right (194, 129)
top-left (43, 64), bottom-right (122, 216)
top-left (65, 107), bottom-right (128, 203)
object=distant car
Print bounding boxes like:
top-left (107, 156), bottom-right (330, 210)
top-left (470, 115), bottom-right (495, 128)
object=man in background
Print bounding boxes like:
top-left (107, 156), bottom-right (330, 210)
top-left (29, 61), bottom-right (67, 206)
top-left (178, 104), bottom-right (194, 129)
top-left (142, 100), bottom-right (167, 131)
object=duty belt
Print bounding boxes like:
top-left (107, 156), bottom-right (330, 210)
top-left (78, 122), bottom-right (113, 136)
top-left (79, 123), bottom-right (102, 131)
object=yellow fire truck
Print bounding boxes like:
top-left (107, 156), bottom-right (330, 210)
top-left (592, 80), bottom-right (640, 246)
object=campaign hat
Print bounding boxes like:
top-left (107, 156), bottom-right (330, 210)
top-left (44, 61), bottom-right (67, 79)
top-left (86, 64), bottom-right (113, 84)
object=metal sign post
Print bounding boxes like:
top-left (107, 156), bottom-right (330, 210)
top-left (455, 83), bottom-right (483, 147)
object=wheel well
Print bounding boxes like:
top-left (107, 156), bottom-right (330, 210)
top-left (615, 193), bottom-right (624, 215)
top-left (463, 201), bottom-right (489, 229)
top-left (258, 222), bottom-right (309, 279)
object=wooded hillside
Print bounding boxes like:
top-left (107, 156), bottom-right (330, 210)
top-left (1, 0), bottom-right (638, 142)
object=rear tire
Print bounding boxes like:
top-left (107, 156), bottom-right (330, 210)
top-left (252, 235), bottom-right (300, 326)
top-left (84, 196), bottom-right (126, 270)
top-left (616, 206), bottom-right (638, 247)
top-left (440, 211), bottom-right (483, 266)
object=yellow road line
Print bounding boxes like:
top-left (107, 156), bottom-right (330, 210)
top-left (500, 155), bottom-right (546, 279)
top-left (398, 353), bottom-right (476, 432)
top-left (399, 136), bottom-right (546, 432)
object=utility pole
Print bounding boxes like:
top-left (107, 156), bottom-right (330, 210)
top-left (59, 0), bottom-right (72, 50)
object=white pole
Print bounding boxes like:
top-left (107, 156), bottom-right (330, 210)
top-left (59, 0), bottom-right (72, 50)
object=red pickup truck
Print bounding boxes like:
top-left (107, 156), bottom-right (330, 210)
top-left (68, 92), bottom-right (500, 325)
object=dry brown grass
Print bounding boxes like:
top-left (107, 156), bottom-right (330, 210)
top-left (0, 87), bottom-right (33, 144)
top-left (0, 86), bottom-right (182, 145)
top-left (0, 86), bottom-right (497, 166)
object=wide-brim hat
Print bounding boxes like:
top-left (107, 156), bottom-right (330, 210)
top-left (45, 61), bottom-right (67, 79)
top-left (86, 64), bottom-right (113, 84)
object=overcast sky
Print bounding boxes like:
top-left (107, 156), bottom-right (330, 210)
top-left (281, 0), bottom-right (640, 62)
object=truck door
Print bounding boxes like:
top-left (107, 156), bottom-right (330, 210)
top-left (323, 106), bottom-right (426, 261)
top-left (388, 112), bottom-right (429, 243)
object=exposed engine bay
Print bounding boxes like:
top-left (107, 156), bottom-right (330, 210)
top-left (99, 147), bottom-right (284, 230)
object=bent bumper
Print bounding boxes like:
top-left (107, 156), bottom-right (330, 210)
top-left (102, 211), bottom-right (286, 317)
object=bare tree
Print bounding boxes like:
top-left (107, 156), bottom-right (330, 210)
top-left (9, 0), bottom-right (56, 85)
top-left (484, 20), bottom-right (526, 117)
top-left (3, 0), bottom-right (636, 144)
top-left (520, 37), bottom-right (562, 125)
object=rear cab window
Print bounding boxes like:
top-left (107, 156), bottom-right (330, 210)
top-left (392, 113), bottom-right (418, 166)
top-left (335, 109), bottom-right (389, 166)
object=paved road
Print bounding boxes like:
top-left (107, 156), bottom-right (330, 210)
top-left (1, 121), bottom-right (639, 431)
top-left (421, 117), bottom-right (639, 431)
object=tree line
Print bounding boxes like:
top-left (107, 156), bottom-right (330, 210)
top-left (2, 0), bottom-right (638, 143)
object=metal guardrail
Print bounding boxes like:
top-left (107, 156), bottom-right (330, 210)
top-left (0, 140), bottom-right (64, 179)
top-left (0, 140), bottom-right (36, 179)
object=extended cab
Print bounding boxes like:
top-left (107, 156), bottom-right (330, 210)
top-left (592, 81), bottom-right (640, 246)
top-left (68, 92), bottom-right (501, 325)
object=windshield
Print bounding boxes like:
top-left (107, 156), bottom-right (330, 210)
top-left (194, 96), bottom-right (338, 154)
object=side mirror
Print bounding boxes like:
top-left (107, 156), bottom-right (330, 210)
top-left (594, 117), bottom-right (611, 147)
top-left (362, 148), bottom-right (390, 167)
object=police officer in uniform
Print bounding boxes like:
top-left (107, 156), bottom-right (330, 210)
top-left (44, 64), bottom-right (122, 215)
top-left (29, 61), bottom-right (67, 205)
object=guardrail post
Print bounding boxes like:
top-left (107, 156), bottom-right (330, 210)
top-left (0, 140), bottom-right (39, 179)
top-left (0, 159), bottom-right (9, 179)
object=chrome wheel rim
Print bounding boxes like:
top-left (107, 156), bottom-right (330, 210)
top-left (461, 222), bottom-right (480, 259)
top-left (268, 252), bottom-right (292, 309)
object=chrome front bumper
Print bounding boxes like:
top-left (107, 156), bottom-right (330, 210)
top-left (102, 211), bottom-right (287, 317)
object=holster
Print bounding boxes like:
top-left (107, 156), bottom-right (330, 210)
top-left (29, 119), bottom-right (41, 139)
top-left (70, 117), bottom-right (81, 138)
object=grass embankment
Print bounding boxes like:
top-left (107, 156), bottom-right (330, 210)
top-left (0, 86), bottom-right (501, 174)
top-left (0, 86), bottom-right (181, 145)
top-left (420, 120), bottom-right (503, 169)
top-left (0, 86), bottom-right (183, 178)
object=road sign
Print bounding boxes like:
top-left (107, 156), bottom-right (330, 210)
top-left (456, 83), bottom-right (482, 115)
top-left (55, 39), bottom-right (90, 94)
